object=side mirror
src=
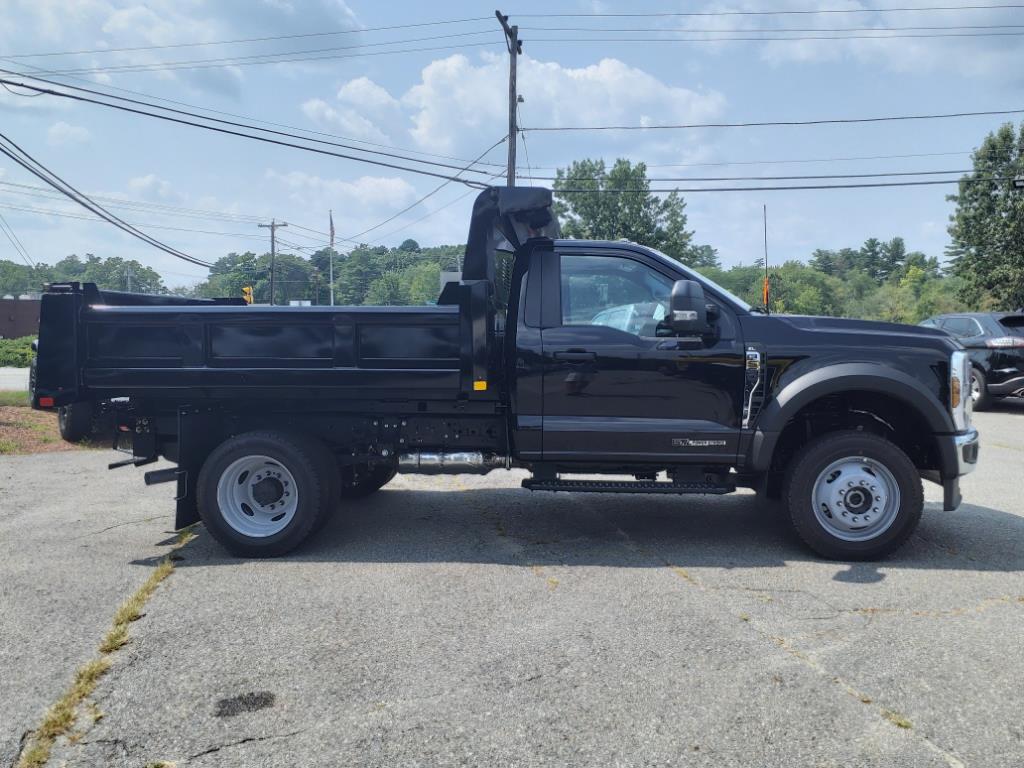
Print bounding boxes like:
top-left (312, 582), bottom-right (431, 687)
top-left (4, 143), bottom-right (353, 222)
top-left (669, 279), bottom-right (707, 335)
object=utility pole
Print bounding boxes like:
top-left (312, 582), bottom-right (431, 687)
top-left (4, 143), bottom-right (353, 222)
top-left (329, 209), bottom-right (335, 306)
top-left (258, 219), bottom-right (287, 305)
top-left (496, 10), bottom-right (521, 187)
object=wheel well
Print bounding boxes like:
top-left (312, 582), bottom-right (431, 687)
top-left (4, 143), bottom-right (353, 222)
top-left (765, 390), bottom-right (941, 495)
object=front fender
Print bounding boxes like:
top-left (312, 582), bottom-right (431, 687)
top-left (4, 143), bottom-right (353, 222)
top-left (747, 362), bottom-right (953, 472)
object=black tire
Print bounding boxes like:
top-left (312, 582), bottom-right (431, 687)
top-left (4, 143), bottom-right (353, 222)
top-left (970, 366), bottom-right (992, 411)
top-left (57, 402), bottom-right (93, 442)
top-left (783, 430), bottom-right (923, 561)
top-left (339, 463), bottom-right (397, 500)
top-left (197, 431), bottom-right (335, 557)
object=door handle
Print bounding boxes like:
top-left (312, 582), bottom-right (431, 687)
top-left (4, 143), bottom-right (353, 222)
top-left (554, 350), bottom-right (597, 362)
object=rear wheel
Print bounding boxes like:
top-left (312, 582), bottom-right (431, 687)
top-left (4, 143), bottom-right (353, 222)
top-left (57, 402), bottom-right (93, 442)
top-left (339, 463), bottom-right (397, 499)
top-left (970, 367), bottom-right (992, 411)
top-left (197, 431), bottom-right (335, 557)
top-left (783, 431), bottom-right (923, 560)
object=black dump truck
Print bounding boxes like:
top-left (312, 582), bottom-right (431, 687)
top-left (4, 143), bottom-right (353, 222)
top-left (31, 187), bottom-right (979, 560)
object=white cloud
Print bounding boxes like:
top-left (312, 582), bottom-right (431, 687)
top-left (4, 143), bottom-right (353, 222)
top-left (47, 121), bottom-right (91, 146)
top-left (338, 77), bottom-right (400, 112)
top-left (0, 0), bottom-right (359, 95)
top-left (266, 170), bottom-right (417, 209)
top-left (307, 53), bottom-right (725, 163)
top-left (300, 98), bottom-right (391, 143)
top-left (128, 173), bottom-right (175, 200)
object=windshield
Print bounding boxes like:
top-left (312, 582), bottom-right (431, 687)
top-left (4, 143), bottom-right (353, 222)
top-left (642, 246), bottom-right (753, 312)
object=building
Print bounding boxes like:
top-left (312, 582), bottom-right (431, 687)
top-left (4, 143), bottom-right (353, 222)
top-left (0, 298), bottom-right (41, 339)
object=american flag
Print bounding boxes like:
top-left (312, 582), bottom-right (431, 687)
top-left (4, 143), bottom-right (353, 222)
top-left (329, 209), bottom-right (334, 250)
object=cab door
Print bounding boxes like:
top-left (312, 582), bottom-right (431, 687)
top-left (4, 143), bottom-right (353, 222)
top-left (540, 249), bottom-right (745, 464)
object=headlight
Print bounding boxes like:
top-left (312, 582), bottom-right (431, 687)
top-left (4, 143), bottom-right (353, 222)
top-left (950, 350), bottom-right (971, 431)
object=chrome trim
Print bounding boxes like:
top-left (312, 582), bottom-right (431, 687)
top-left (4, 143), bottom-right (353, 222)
top-left (953, 428), bottom-right (980, 475)
top-left (398, 451), bottom-right (503, 475)
top-left (950, 350), bottom-right (971, 431)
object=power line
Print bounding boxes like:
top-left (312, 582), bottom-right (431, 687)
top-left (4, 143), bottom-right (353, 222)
top-left (367, 169), bottom-right (507, 246)
top-left (525, 107), bottom-right (1024, 131)
top-left (5, 17), bottom-right (493, 58)
top-left (523, 30), bottom-right (1024, 42)
top-left (0, 76), bottom-right (494, 185)
top-left (516, 4), bottom-right (1024, 18)
top-left (339, 136), bottom-right (508, 243)
top-left (516, 149), bottom-right (977, 171)
top-left (0, 57), bottom-right (507, 171)
top-left (0, 131), bottom-right (213, 267)
top-left (0, 70), bottom-right (496, 177)
top-left (523, 168), bottom-right (975, 182)
top-left (0, 211), bottom-right (35, 267)
top-left (554, 176), bottom-right (1016, 193)
top-left (521, 22), bottom-right (1024, 33)
top-left (32, 41), bottom-right (499, 78)
top-left (32, 29), bottom-right (498, 75)
top-left (0, 201), bottom-right (275, 240)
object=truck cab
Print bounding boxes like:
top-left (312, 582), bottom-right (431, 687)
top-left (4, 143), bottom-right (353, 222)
top-left (31, 186), bottom-right (979, 561)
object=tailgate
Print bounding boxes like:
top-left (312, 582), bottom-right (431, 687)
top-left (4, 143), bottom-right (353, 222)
top-left (32, 286), bottom-right (82, 409)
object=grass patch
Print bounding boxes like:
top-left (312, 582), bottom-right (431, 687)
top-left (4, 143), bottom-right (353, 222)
top-left (0, 390), bottom-right (30, 407)
top-left (18, 659), bottom-right (111, 768)
top-left (882, 709), bottom-right (913, 729)
top-left (17, 537), bottom-right (192, 767)
top-left (0, 405), bottom-right (90, 455)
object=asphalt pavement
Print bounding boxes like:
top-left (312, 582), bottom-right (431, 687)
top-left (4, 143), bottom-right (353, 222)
top-left (2, 401), bottom-right (1023, 767)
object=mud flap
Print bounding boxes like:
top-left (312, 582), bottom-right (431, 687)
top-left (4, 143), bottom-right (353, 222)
top-left (943, 477), bottom-right (961, 511)
top-left (174, 407), bottom-right (224, 529)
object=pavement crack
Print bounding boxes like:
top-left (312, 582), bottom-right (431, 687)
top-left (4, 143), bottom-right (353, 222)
top-left (186, 729), bottom-right (307, 761)
top-left (76, 515), bottom-right (165, 539)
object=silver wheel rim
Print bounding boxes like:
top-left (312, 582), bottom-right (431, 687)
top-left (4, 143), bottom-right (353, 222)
top-left (811, 456), bottom-right (901, 542)
top-left (216, 455), bottom-right (298, 538)
top-left (970, 373), bottom-right (981, 401)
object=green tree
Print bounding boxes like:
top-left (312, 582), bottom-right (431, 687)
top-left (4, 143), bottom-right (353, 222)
top-left (365, 271), bottom-right (409, 305)
top-left (948, 121), bottom-right (1024, 309)
top-left (553, 158), bottom-right (714, 267)
top-left (878, 237), bottom-right (908, 282)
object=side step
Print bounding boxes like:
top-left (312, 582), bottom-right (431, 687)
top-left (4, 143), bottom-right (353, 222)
top-left (522, 478), bottom-right (734, 495)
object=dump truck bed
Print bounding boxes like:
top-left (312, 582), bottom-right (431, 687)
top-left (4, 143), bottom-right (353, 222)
top-left (33, 285), bottom-right (479, 405)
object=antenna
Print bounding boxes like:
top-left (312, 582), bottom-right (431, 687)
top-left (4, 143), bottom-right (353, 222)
top-left (762, 203), bottom-right (770, 314)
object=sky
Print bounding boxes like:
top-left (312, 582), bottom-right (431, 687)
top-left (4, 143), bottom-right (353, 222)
top-left (0, 0), bottom-right (1022, 288)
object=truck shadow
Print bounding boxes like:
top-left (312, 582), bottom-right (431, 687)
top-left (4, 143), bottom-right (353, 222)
top-left (165, 487), bottom-right (1024, 577)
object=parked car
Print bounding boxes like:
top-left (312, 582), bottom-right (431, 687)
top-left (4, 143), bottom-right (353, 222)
top-left (920, 312), bottom-right (1024, 409)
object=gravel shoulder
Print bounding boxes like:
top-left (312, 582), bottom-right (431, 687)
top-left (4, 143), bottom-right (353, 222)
top-left (4, 402), bottom-right (1023, 767)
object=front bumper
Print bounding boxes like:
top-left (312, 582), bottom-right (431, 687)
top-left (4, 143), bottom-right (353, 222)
top-left (938, 428), bottom-right (980, 511)
top-left (952, 428), bottom-right (980, 475)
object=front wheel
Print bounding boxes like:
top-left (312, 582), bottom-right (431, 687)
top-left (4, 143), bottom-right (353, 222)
top-left (197, 431), bottom-right (335, 557)
top-left (783, 431), bottom-right (923, 560)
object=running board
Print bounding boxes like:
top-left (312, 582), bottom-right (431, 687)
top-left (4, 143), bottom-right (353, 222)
top-left (522, 478), bottom-right (735, 494)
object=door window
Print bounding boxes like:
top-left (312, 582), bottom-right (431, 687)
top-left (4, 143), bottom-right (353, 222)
top-left (560, 254), bottom-right (673, 337)
top-left (941, 317), bottom-right (984, 338)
